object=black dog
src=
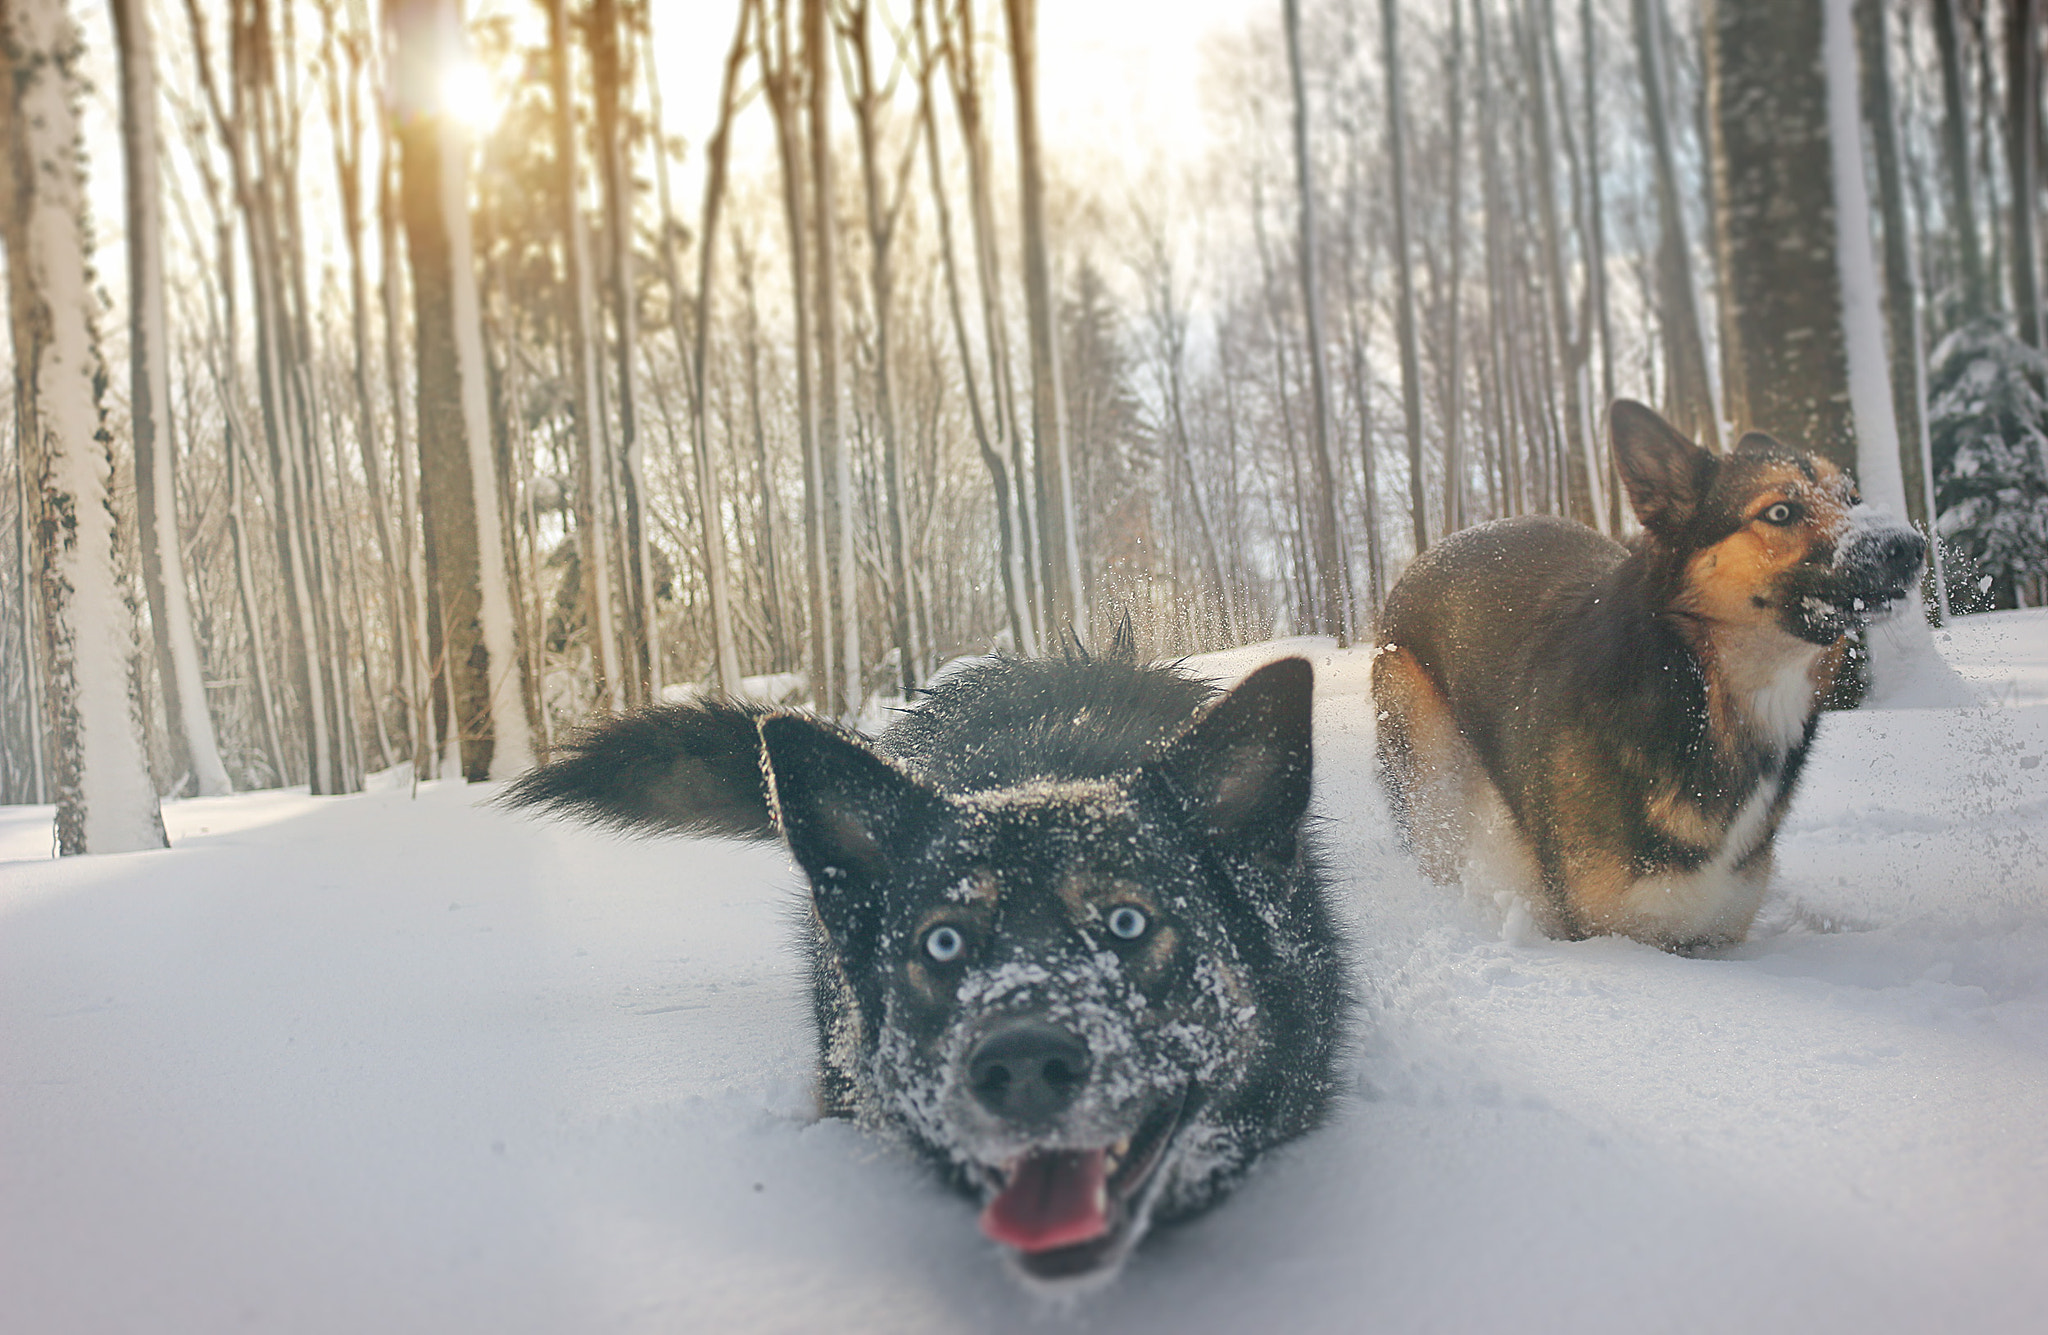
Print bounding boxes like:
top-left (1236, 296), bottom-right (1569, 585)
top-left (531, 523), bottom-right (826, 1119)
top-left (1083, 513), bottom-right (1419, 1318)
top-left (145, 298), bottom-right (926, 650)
top-left (504, 648), bottom-right (1347, 1288)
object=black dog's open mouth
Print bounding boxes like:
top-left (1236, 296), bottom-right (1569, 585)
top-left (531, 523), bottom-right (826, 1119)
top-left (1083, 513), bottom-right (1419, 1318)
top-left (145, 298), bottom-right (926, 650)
top-left (978, 1093), bottom-right (1188, 1280)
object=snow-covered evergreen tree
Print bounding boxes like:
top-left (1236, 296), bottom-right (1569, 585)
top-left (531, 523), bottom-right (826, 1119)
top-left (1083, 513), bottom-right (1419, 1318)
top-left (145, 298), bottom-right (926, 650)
top-left (1929, 321), bottom-right (2048, 608)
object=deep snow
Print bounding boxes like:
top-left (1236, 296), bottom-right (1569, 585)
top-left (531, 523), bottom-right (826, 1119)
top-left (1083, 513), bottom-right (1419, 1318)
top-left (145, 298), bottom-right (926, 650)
top-left (4, 611), bottom-right (2047, 1334)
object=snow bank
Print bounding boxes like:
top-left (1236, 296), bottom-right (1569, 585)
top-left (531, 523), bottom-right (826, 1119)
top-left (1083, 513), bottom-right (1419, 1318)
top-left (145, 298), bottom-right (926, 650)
top-left (4, 615), bottom-right (2046, 1333)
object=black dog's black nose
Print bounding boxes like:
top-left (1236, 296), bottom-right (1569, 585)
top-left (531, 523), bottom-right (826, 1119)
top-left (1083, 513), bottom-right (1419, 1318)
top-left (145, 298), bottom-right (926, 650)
top-left (968, 1021), bottom-right (1091, 1123)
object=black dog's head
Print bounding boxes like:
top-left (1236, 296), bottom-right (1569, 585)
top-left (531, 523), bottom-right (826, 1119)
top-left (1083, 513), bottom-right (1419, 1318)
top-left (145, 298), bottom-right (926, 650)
top-left (759, 659), bottom-right (1338, 1289)
top-left (1611, 400), bottom-right (1926, 647)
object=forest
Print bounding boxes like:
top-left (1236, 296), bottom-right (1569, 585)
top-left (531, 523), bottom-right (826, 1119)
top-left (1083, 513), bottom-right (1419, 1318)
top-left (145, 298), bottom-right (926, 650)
top-left (2, 0), bottom-right (2044, 852)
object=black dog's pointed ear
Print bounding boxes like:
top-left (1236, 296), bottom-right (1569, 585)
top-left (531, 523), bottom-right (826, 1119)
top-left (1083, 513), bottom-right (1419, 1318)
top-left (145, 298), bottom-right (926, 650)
top-left (759, 714), bottom-right (945, 938)
top-left (1107, 609), bottom-right (1138, 663)
top-left (1611, 399), bottom-right (1715, 536)
top-left (1152, 657), bottom-right (1313, 861)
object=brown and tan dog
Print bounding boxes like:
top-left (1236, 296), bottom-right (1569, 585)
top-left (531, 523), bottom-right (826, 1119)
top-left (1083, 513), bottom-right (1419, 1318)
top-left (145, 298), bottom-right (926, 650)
top-left (1372, 400), bottom-right (1925, 950)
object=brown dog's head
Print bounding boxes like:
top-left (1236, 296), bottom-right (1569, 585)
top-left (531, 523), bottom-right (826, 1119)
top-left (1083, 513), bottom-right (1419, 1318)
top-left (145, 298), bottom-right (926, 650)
top-left (1610, 400), bottom-right (1926, 646)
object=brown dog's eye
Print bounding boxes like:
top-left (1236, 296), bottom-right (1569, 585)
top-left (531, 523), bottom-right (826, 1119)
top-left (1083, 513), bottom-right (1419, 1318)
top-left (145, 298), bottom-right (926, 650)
top-left (1760, 501), bottom-right (1802, 526)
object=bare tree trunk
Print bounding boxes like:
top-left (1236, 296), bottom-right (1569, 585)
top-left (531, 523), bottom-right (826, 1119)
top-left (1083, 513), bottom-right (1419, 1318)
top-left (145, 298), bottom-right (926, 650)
top-left (675, 0), bottom-right (748, 694)
top-left (378, 104), bottom-right (440, 776)
top-left (112, 0), bottom-right (230, 796)
top-left (1443, 0), bottom-right (1469, 536)
top-left (1005, 0), bottom-right (1086, 637)
top-left (946, 0), bottom-right (1039, 649)
top-left (1581, 0), bottom-right (1618, 529)
top-left (1932, 0), bottom-right (1988, 321)
top-left (2008, 0), bottom-right (2042, 347)
top-left (1857, 0), bottom-right (1942, 555)
top-left (320, 0), bottom-right (414, 765)
top-left (731, 232), bottom-right (788, 670)
top-left (916, 0), bottom-right (1032, 653)
top-left (542, 0), bottom-right (622, 715)
top-left (807, 0), bottom-right (861, 714)
top-left (1636, 0), bottom-right (1722, 450)
top-left (845, 0), bottom-right (920, 690)
top-left (1525, 0), bottom-right (1600, 527)
top-left (392, 0), bottom-right (534, 780)
top-left (1382, 0), bottom-right (1429, 558)
top-left (1284, 0), bottom-right (1349, 640)
top-left (761, 0), bottom-right (833, 705)
top-left (2, 0), bottom-right (167, 851)
top-left (590, 0), bottom-right (655, 704)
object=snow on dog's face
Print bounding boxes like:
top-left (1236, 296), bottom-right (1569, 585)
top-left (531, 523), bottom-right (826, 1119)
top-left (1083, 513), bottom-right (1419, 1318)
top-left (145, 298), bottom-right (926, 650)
top-left (758, 661), bottom-right (1340, 1290)
top-left (1613, 404), bottom-right (1927, 646)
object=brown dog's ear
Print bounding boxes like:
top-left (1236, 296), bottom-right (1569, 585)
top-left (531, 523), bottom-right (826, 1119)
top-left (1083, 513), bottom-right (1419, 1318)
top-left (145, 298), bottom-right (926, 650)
top-left (1732, 431), bottom-right (1785, 457)
top-left (1610, 399), bottom-right (1715, 536)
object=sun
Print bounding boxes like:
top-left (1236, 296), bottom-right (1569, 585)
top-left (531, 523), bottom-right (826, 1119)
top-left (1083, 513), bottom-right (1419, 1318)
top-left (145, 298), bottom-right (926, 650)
top-left (438, 55), bottom-right (503, 136)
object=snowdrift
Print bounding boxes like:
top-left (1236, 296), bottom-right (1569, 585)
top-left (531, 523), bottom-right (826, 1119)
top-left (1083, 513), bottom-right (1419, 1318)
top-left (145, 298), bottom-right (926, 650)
top-left (4, 612), bottom-right (2046, 1334)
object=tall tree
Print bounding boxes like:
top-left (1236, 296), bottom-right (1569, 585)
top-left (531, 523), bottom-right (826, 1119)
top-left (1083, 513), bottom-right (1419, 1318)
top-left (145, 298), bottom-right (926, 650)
top-left (545, 0), bottom-right (623, 712)
top-left (945, 0), bottom-right (1039, 647)
top-left (1932, 0), bottom-right (1989, 321)
top-left (1005, 0), bottom-right (1086, 636)
top-left (1284, 0), bottom-right (1348, 639)
top-left (1856, 0), bottom-right (1940, 544)
top-left (2007, 0), bottom-right (2042, 347)
top-left (113, 0), bottom-right (231, 796)
top-left (679, 0), bottom-right (748, 694)
top-left (1708, 0), bottom-right (1965, 700)
top-left (759, 0), bottom-right (835, 703)
top-left (808, 0), bottom-right (861, 714)
top-left (590, 0), bottom-right (655, 703)
top-left (1635, 0), bottom-right (1721, 449)
top-left (845, 0), bottom-right (921, 690)
top-left (2, 0), bottom-right (167, 851)
top-left (915, 0), bottom-right (1033, 655)
top-left (391, 0), bottom-right (535, 779)
top-left (1382, 0), bottom-right (1429, 557)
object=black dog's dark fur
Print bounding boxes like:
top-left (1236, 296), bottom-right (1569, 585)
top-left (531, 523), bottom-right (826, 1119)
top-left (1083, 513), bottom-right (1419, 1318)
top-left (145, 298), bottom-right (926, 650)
top-left (504, 648), bottom-right (1347, 1287)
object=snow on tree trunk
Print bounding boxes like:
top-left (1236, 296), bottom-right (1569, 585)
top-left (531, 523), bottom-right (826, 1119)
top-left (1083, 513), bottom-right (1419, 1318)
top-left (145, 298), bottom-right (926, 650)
top-left (1709, 0), bottom-right (1970, 706)
top-left (2, 0), bottom-right (166, 852)
top-left (111, 0), bottom-right (229, 796)
top-left (807, 0), bottom-right (861, 716)
top-left (1006, 0), bottom-right (1087, 640)
top-left (393, 0), bottom-right (535, 780)
top-left (590, 0), bottom-right (655, 708)
top-left (680, 5), bottom-right (748, 697)
top-left (1821, 0), bottom-right (1971, 706)
top-left (1286, 0), bottom-right (1350, 643)
top-left (543, 0), bottom-right (623, 715)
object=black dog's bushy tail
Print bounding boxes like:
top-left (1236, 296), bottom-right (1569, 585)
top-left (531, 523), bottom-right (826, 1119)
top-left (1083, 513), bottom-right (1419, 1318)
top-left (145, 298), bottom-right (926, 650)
top-left (499, 697), bottom-right (780, 840)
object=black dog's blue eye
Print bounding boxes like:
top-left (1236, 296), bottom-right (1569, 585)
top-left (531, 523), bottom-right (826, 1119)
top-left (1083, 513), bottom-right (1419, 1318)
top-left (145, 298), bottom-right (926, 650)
top-left (1106, 906), bottom-right (1148, 940)
top-left (1761, 501), bottom-right (1802, 526)
top-left (924, 925), bottom-right (965, 963)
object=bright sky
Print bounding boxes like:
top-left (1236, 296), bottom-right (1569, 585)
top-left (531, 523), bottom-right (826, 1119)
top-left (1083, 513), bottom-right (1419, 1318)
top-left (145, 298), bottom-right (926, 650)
top-left (641, 0), bottom-right (1261, 187)
top-left (62, 0), bottom-right (1267, 353)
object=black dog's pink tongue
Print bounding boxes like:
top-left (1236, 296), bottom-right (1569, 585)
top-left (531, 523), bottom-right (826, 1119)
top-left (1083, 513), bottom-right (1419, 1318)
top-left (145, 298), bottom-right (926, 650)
top-left (980, 1149), bottom-right (1109, 1253)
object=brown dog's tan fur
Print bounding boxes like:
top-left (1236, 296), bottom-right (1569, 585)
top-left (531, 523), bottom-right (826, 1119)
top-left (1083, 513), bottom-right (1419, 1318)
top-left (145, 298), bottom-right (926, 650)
top-left (1373, 402), bottom-right (1925, 949)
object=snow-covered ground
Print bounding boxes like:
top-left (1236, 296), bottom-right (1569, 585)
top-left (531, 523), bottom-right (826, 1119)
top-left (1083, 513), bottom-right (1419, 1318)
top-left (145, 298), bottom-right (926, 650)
top-left (5, 613), bottom-right (2047, 1334)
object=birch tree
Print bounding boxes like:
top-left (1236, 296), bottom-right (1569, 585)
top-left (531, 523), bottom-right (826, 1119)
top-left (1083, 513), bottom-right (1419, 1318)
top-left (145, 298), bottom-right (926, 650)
top-left (2, 0), bottom-right (166, 851)
top-left (391, 0), bottom-right (535, 779)
top-left (1005, 0), bottom-right (1086, 636)
top-left (112, 0), bottom-right (230, 796)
